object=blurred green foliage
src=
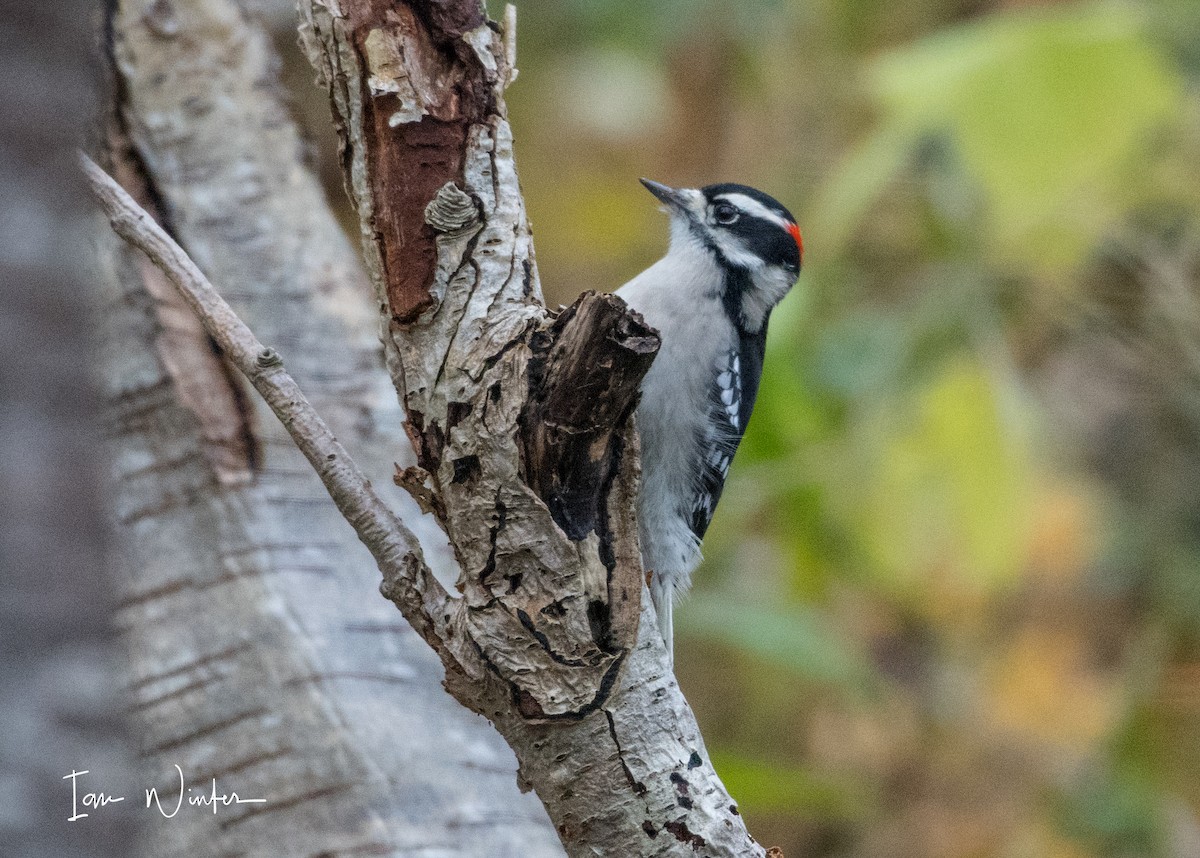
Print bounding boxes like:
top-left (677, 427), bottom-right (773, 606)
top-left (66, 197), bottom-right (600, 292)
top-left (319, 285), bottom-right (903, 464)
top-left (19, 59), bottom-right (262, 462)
top-left (709, 748), bottom-right (873, 819)
top-left (498, 0), bottom-right (1200, 854)
top-left (845, 3), bottom-right (1183, 270)
top-left (677, 592), bottom-right (878, 696)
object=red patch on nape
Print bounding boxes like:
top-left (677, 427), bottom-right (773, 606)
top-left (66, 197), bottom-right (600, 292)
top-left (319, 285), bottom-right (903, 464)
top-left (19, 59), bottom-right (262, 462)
top-left (786, 221), bottom-right (804, 262)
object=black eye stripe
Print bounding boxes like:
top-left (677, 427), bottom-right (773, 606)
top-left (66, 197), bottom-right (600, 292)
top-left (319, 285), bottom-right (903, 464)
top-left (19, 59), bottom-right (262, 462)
top-left (725, 214), bottom-right (801, 271)
top-left (698, 183), bottom-right (801, 273)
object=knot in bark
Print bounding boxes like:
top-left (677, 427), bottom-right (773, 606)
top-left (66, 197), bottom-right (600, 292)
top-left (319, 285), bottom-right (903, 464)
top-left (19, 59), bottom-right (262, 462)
top-left (255, 347), bottom-right (283, 368)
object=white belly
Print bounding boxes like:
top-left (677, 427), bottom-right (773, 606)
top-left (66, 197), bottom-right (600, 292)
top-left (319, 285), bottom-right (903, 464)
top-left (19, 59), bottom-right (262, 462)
top-left (616, 251), bottom-right (733, 590)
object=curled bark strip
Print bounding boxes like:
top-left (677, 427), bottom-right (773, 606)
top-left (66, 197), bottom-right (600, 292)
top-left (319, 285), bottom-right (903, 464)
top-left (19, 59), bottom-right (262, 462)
top-left (394, 463), bottom-right (447, 521)
top-left (425, 181), bottom-right (482, 234)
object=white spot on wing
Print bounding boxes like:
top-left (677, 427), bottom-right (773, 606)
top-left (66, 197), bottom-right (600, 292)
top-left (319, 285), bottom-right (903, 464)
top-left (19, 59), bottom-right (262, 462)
top-left (714, 348), bottom-right (742, 431)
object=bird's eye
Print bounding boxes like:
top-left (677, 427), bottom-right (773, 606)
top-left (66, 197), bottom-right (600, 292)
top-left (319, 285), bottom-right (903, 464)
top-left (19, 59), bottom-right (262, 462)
top-left (713, 202), bottom-right (739, 225)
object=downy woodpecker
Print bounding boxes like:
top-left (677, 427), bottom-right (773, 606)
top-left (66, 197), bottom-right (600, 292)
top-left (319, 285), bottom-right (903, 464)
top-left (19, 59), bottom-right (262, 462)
top-left (616, 179), bottom-right (804, 659)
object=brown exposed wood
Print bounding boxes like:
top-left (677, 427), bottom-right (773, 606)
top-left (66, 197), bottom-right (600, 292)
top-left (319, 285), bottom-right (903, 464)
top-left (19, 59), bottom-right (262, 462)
top-left (341, 0), bottom-right (498, 321)
top-left (106, 125), bottom-right (258, 485)
top-left (521, 292), bottom-right (660, 542)
top-left (409, 0), bottom-right (487, 42)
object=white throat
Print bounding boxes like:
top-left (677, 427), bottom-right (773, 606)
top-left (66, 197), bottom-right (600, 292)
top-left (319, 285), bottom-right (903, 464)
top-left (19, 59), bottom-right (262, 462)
top-left (665, 215), bottom-right (791, 333)
top-left (737, 265), bottom-right (792, 333)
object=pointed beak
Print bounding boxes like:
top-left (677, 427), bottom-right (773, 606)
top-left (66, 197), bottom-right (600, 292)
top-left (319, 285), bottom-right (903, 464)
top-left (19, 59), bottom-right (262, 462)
top-left (640, 178), bottom-right (690, 213)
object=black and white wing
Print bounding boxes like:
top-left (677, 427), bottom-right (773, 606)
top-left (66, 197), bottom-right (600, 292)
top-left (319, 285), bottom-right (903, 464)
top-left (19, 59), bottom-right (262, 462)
top-left (688, 330), bottom-right (767, 539)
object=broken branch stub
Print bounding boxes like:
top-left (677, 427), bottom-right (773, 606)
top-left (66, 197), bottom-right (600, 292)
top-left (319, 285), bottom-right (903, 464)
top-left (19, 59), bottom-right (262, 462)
top-left (418, 220), bottom-right (656, 721)
top-left (521, 294), bottom-right (660, 544)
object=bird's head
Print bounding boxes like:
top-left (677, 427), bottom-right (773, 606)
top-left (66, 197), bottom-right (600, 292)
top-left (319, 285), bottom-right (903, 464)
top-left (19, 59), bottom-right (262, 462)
top-left (641, 178), bottom-right (803, 330)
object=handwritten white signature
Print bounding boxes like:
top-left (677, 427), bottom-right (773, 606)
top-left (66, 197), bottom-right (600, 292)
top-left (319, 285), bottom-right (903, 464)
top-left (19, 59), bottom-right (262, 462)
top-left (63, 766), bottom-right (265, 821)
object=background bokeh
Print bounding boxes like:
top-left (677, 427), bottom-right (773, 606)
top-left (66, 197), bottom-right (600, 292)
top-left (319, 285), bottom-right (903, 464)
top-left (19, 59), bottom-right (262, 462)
top-left (489, 0), bottom-right (1200, 854)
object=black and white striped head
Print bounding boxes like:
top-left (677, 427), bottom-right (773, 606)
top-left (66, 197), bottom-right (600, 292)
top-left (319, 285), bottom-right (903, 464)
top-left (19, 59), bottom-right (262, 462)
top-left (641, 179), bottom-right (803, 330)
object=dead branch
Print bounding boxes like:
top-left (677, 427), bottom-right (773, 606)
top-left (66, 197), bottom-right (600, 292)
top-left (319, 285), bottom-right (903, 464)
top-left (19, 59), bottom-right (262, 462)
top-left (81, 152), bottom-right (457, 657)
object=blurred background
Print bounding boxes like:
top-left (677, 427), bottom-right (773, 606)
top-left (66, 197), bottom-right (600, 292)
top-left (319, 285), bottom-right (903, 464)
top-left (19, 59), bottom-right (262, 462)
top-left (493, 0), bottom-right (1200, 854)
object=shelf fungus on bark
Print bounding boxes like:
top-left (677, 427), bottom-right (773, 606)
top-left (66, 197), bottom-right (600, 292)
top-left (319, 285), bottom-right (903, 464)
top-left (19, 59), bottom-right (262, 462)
top-left (424, 182), bottom-right (481, 235)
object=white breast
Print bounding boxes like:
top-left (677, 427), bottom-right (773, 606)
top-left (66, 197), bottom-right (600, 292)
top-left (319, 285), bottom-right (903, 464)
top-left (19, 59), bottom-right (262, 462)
top-left (616, 237), bottom-right (734, 588)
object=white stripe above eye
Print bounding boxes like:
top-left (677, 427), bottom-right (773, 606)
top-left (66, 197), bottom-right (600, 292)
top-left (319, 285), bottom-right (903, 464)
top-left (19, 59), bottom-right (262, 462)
top-left (712, 192), bottom-right (791, 230)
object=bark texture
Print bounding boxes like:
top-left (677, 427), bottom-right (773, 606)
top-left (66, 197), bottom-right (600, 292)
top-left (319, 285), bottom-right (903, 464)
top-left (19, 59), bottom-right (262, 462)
top-left (97, 0), bottom-right (560, 854)
top-left (297, 1), bottom-right (766, 853)
top-left (522, 295), bottom-right (661, 543)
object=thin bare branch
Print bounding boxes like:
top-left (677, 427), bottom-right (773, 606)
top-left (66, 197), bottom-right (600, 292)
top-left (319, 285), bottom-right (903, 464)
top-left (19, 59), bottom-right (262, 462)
top-left (79, 151), bottom-right (459, 655)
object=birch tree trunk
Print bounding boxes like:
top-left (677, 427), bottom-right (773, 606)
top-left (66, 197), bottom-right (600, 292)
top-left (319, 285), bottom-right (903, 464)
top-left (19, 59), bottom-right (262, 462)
top-left (97, 0), bottom-right (560, 854)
